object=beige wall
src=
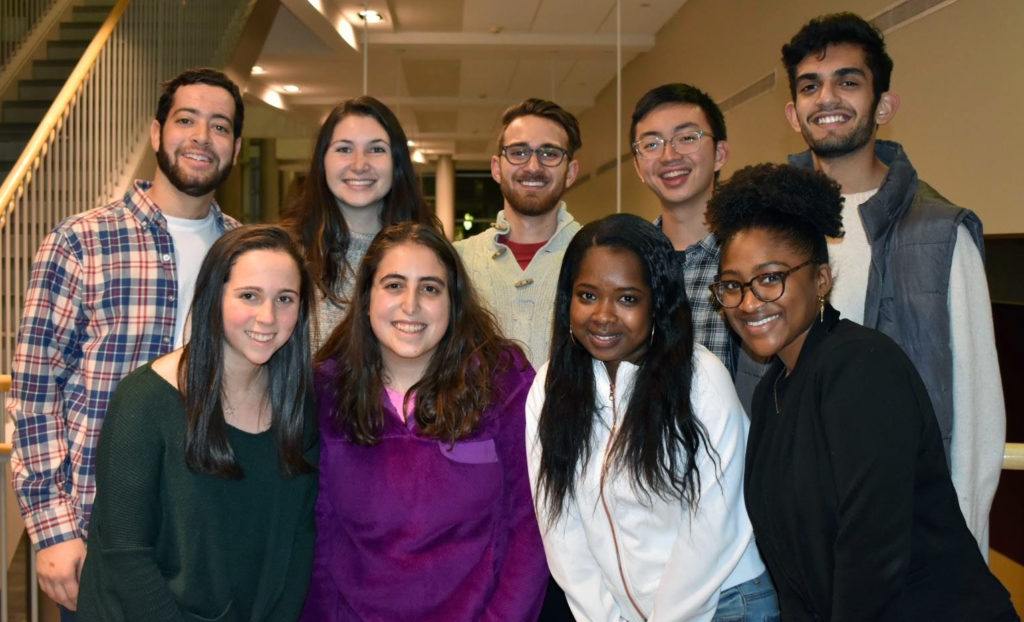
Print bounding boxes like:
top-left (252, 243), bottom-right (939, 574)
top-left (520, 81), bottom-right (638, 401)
top-left (566, 0), bottom-right (1024, 234)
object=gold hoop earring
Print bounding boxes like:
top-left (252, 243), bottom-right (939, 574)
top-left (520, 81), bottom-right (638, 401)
top-left (569, 328), bottom-right (577, 346)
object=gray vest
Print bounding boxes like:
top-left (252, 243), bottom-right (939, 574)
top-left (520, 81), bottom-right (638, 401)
top-left (791, 141), bottom-right (984, 464)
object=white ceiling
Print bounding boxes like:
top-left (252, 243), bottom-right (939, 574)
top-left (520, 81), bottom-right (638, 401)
top-left (247, 0), bottom-right (687, 163)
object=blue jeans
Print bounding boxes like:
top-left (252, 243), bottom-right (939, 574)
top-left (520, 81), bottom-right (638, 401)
top-left (712, 571), bottom-right (780, 622)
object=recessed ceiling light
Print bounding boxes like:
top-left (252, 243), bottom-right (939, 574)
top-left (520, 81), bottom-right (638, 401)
top-left (251, 65), bottom-right (266, 75)
top-left (282, 84), bottom-right (300, 93)
top-left (358, 9), bottom-right (384, 24)
top-left (407, 140), bottom-right (416, 147)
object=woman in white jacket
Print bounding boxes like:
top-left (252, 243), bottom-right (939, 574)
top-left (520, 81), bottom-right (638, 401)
top-left (526, 213), bottom-right (776, 622)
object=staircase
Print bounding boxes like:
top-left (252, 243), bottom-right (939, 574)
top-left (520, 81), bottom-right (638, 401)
top-left (0, 1), bottom-right (114, 184)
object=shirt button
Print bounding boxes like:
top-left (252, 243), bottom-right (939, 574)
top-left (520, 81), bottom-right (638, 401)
top-left (168, 294), bottom-right (175, 302)
top-left (161, 253), bottom-right (172, 262)
top-left (163, 337), bottom-right (171, 343)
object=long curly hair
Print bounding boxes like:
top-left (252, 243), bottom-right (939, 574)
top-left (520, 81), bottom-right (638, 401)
top-left (316, 222), bottom-right (519, 444)
top-left (536, 213), bottom-right (715, 521)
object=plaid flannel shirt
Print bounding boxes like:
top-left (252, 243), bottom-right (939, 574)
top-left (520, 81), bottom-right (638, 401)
top-left (7, 181), bottom-right (237, 549)
top-left (655, 217), bottom-right (737, 371)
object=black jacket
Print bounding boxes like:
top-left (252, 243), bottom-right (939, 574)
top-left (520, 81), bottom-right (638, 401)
top-left (745, 306), bottom-right (1016, 622)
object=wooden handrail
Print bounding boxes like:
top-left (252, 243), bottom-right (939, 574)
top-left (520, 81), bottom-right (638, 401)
top-left (0, 442), bottom-right (10, 457)
top-left (1005, 443), bottom-right (1024, 471)
top-left (0, 0), bottom-right (129, 226)
top-left (0, 374), bottom-right (9, 392)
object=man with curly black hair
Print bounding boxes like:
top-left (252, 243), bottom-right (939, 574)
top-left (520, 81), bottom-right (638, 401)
top-left (781, 12), bottom-right (1004, 556)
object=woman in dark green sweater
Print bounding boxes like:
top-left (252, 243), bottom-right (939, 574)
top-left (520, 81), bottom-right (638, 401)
top-left (78, 226), bottom-right (319, 622)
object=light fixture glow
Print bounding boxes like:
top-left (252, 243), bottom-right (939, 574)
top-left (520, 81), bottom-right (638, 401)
top-left (306, 0), bottom-right (324, 13)
top-left (411, 149), bottom-right (426, 164)
top-left (357, 9), bottom-right (384, 24)
top-left (282, 84), bottom-right (300, 93)
top-left (336, 18), bottom-right (358, 50)
top-left (407, 140), bottom-right (416, 147)
top-left (251, 65), bottom-right (266, 75)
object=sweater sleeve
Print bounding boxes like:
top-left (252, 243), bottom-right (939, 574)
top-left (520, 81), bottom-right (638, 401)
top-left (820, 340), bottom-right (924, 622)
top-left (948, 225), bottom-right (1004, 556)
top-left (524, 367), bottom-right (621, 622)
top-left (90, 372), bottom-right (183, 621)
top-left (482, 359), bottom-right (549, 622)
top-left (648, 350), bottom-right (752, 622)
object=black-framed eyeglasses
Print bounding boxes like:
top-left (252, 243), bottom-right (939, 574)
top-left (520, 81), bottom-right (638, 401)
top-left (500, 144), bottom-right (569, 167)
top-left (709, 260), bottom-right (813, 308)
top-left (632, 129), bottom-right (714, 160)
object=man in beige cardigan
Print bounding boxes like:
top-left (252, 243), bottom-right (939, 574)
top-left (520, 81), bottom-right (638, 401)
top-left (456, 98), bottom-right (582, 369)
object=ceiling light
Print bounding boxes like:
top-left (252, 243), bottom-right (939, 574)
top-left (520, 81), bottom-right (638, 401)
top-left (282, 84), bottom-right (300, 93)
top-left (251, 65), bottom-right (266, 75)
top-left (358, 9), bottom-right (384, 24)
top-left (407, 140), bottom-right (416, 147)
top-left (336, 18), bottom-right (358, 50)
top-left (411, 149), bottom-right (426, 164)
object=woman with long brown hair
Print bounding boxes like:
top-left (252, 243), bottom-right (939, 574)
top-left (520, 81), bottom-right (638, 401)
top-left (301, 222), bottom-right (548, 621)
top-left (283, 96), bottom-right (433, 349)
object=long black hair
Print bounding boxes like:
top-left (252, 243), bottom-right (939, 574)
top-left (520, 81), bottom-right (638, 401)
top-left (317, 222), bottom-right (520, 445)
top-left (282, 96), bottom-right (433, 304)
top-left (536, 213), bottom-right (714, 521)
top-left (179, 225), bottom-right (315, 478)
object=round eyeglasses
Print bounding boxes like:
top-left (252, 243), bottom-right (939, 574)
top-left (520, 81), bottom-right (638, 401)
top-left (632, 129), bottom-right (713, 160)
top-left (709, 260), bottom-right (813, 308)
top-left (500, 144), bottom-right (569, 167)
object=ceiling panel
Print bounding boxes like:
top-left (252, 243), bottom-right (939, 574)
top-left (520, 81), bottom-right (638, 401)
top-left (457, 108), bottom-right (503, 137)
top-left (531, 0), bottom-right (614, 34)
top-left (462, 0), bottom-right (542, 31)
top-left (402, 58), bottom-right (461, 97)
top-left (459, 58), bottom-right (517, 98)
top-left (392, 0), bottom-right (464, 30)
top-left (415, 110), bottom-right (459, 133)
top-left (505, 58), bottom-right (583, 102)
top-left (261, 4), bottom-right (338, 56)
top-left (596, 0), bottom-right (690, 34)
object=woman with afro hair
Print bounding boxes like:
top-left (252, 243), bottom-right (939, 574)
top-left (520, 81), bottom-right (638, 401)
top-left (707, 163), bottom-right (1016, 621)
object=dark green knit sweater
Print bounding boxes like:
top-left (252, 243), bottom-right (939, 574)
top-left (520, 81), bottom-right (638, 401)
top-left (77, 363), bottom-right (318, 622)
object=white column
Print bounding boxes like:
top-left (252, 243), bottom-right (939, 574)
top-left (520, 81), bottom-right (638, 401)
top-left (435, 154), bottom-right (456, 240)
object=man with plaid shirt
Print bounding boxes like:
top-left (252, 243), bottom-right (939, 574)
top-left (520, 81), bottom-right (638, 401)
top-left (7, 68), bottom-right (242, 616)
top-left (629, 84), bottom-right (738, 372)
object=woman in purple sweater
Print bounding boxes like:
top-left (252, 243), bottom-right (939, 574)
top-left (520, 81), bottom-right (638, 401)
top-left (301, 222), bottom-right (548, 621)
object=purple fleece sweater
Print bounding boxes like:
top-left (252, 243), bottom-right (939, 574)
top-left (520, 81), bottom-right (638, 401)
top-left (300, 348), bottom-right (548, 621)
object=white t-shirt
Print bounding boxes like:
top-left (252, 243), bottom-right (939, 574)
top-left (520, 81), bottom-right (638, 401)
top-left (164, 211), bottom-right (220, 347)
top-left (828, 188), bottom-right (878, 324)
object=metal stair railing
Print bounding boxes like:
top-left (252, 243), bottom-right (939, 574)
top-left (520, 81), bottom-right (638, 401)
top-left (0, 0), bottom-right (256, 374)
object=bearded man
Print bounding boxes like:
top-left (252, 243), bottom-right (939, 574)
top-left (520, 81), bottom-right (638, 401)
top-left (782, 13), bottom-right (1005, 557)
top-left (456, 98), bottom-right (582, 369)
top-left (8, 67), bottom-right (242, 618)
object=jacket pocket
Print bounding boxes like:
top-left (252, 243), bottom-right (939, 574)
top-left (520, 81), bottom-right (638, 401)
top-left (437, 438), bottom-right (498, 464)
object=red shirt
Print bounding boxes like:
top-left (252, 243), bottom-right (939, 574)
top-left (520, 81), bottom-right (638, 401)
top-left (498, 235), bottom-right (547, 270)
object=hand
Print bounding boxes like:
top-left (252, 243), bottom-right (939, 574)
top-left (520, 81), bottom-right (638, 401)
top-left (36, 538), bottom-right (86, 611)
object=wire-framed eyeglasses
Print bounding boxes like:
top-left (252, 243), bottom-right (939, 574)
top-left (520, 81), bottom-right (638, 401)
top-left (709, 260), bottom-right (813, 308)
top-left (632, 129), bottom-right (713, 160)
top-left (499, 144), bottom-right (569, 167)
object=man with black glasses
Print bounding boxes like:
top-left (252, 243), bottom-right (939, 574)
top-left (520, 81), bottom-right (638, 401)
top-left (456, 98), bottom-right (582, 369)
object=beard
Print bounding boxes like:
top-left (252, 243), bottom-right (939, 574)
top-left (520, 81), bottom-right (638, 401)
top-left (499, 170), bottom-right (566, 217)
top-left (801, 103), bottom-right (877, 159)
top-left (156, 138), bottom-right (233, 198)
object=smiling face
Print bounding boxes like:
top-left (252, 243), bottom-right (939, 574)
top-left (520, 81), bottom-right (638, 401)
top-left (491, 114), bottom-right (580, 217)
top-left (151, 84), bottom-right (241, 198)
top-left (221, 249), bottom-right (302, 375)
top-left (632, 102), bottom-right (728, 211)
top-left (369, 242), bottom-right (451, 384)
top-left (719, 228), bottom-right (831, 371)
top-left (324, 114), bottom-right (395, 210)
top-left (785, 43), bottom-right (898, 159)
top-left (569, 246), bottom-right (653, 378)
